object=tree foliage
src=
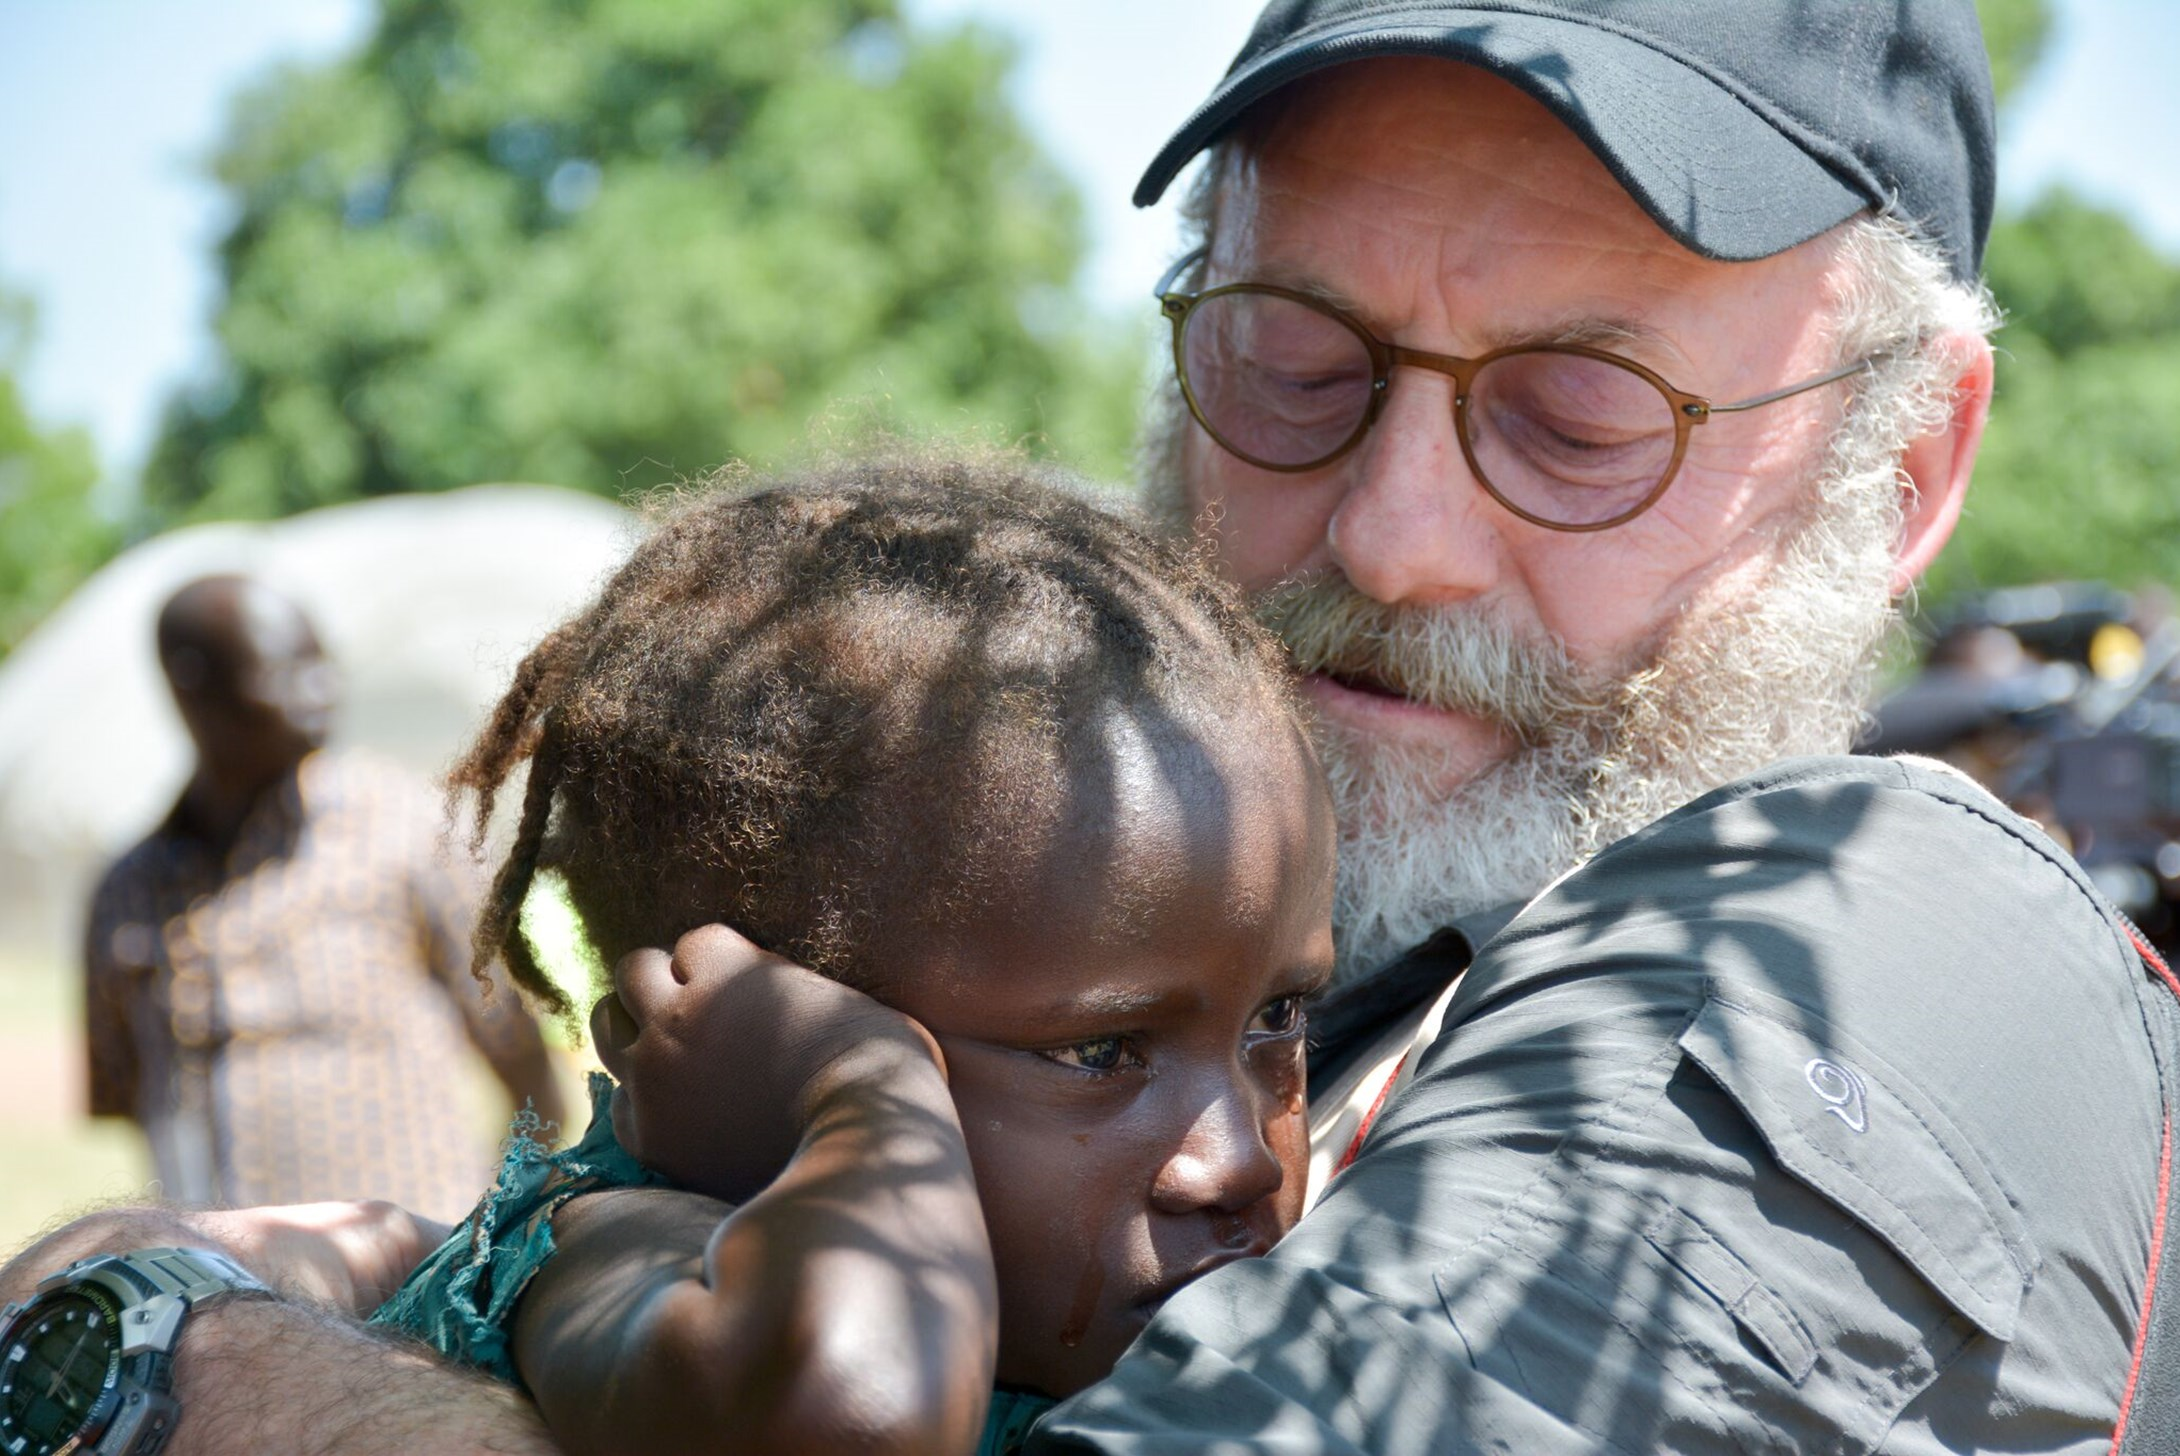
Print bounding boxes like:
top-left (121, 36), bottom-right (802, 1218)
top-left (1931, 328), bottom-right (2180, 596)
top-left (1985, 189), bottom-right (2180, 355)
top-left (0, 289), bottom-right (111, 654)
top-left (142, 0), bottom-right (1140, 525)
top-left (1917, 0), bottom-right (2180, 604)
top-left (12, 0), bottom-right (2172, 641)
top-left (1977, 0), bottom-right (2053, 107)
top-left (1927, 192), bottom-right (2180, 598)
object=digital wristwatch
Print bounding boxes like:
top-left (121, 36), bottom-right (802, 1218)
top-left (0, 1247), bottom-right (271, 1456)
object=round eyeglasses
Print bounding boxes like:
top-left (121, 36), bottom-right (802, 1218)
top-left (1155, 248), bottom-right (1883, 532)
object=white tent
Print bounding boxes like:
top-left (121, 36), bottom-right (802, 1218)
top-left (0, 485), bottom-right (639, 973)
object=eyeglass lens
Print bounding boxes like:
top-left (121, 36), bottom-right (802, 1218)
top-left (1179, 290), bottom-right (1683, 528)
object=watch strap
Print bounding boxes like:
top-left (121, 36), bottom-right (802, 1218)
top-left (27, 1247), bottom-right (276, 1360)
top-left (111, 1247), bottom-right (272, 1307)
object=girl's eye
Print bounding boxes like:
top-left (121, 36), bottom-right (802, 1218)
top-left (1250, 995), bottom-right (1305, 1039)
top-left (1040, 1036), bottom-right (1140, 1075)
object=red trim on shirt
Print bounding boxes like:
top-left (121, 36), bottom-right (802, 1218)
top-left (2109, 1111), bottom-right (2171, 1456)
top-left (2131, 924), bottom-right (2180, 1002)
top-left (1334, 1052), bottom-right (1409, 1178)
top-left (2110, 925), bottom-right (2176, 1454)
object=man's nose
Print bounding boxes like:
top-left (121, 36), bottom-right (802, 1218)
top-left (1149, 1073), bottom-right (1287, 1217)
top-left (1325, 368), bottom-right (1507, 606)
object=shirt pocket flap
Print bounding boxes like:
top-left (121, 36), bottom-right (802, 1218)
top-left (1677, 991), bottom-right (2036, 1342)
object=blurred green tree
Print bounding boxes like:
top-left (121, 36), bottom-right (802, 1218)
top-left (143, 0), bottom-right (1141, 524)
top-left (1914, 0), bottom-right (2180, 604)
top-left (0, 288), bottom-right (111, 654)
top-left (112, 0), bottom-right (2180, 602)
top-left (1977, 0), bottom-right (2053, 107)
top-left (1926, 190), bottom-right (2180, 599)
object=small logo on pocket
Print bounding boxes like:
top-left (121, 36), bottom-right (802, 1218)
top-left (1803, 1058), bottom-right (1869, 1132)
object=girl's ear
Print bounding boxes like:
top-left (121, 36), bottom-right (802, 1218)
top-left (1891, 330), bottom-right (1995, 594)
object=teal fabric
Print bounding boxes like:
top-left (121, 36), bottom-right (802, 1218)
top-left (372, 1071), bottom-right (1056, 1451)
top-left (370, 1071), bottom-right (668, 1383)
top-left (982, 1387), bottom-right (1059, 1456)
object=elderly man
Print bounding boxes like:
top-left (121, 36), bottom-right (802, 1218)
top-left (3, 2), bottom-right (2172, 1453)
top-left (1024, 4), bottom-right (2173, 1445)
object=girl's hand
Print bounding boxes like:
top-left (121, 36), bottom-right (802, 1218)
top-left (593, 923), bottom-right (946, 1203)
top-left (524, 929), bottom-right (996, 1456)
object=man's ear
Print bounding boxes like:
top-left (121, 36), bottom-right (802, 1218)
top-left (1891, 329), bottom-right (1995, 593)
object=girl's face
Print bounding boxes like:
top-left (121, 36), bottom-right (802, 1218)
top-left (885, 709), bottom-right (1336, 1397)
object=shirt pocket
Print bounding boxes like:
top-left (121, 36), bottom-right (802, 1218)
top-left (1431, 989), bottom-right (2038, 1455)
top-left (1675, 989), bottom-right (2038, 1346)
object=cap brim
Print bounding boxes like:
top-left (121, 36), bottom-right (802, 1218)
top-left (1134, 7), bottom-right (1876, 266)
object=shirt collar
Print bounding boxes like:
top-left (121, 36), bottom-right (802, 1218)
top-left (1306, 901), bottom-right (1526, 1080)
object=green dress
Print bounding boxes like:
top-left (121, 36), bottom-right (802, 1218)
top-left (371, 1074), bottom-right (1054, 1455)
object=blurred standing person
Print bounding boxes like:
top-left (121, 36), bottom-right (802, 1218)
top-left (83, 574), bottom-right (565, 1220)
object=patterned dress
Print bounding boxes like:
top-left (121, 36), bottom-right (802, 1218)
top-left (83, 750), bottom-right (542, 1221)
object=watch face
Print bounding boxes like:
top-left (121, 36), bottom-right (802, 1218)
top-left (0, 1286), bottom-right (124, 1456)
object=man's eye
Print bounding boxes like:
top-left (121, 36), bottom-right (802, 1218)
top-left (1039, 1036), bottom-right (1139, 1074)
top-left (1250, 995), bottom-right (1305, 1039)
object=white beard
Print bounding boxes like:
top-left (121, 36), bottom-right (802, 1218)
top-left (1141, 387), bottom-right (1907, 985)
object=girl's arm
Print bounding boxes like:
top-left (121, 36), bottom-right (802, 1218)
top-left (512, 954), bottom-right (999, 1456)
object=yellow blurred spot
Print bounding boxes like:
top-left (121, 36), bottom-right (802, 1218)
top-left (517, 871), bottom-right (605, 1043)
top-left (2089, 623), bottom-right (2144, 682)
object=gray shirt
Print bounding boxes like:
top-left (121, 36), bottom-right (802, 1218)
top-left (1033, 755), bottom-right (2177, 1454)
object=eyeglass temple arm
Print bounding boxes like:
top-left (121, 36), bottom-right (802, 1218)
top-left (1697, 355), bottom-right (1886, 417)
top-left (1153, 246), bottom-right (1210, 299)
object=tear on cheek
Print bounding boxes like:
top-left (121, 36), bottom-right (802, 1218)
top-left (1059, 1253), bottom-right (1104, 1350)
top-left (1251, 1036), bottom-right (1307, 1111)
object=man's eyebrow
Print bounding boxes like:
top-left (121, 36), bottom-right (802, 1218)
top-left (1255, 271), bottom-right (1365, 313)
top-left (1513, 316), bottom-right (1660, 350)
top-left (1226, 264), bottom-right (1682, 363)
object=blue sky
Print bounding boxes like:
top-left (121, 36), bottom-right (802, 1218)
top-left (1, 0), bottom-right (2174, 491)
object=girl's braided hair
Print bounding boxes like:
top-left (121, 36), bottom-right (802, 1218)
top-left (450, 452), bottom-right (1305, 1015)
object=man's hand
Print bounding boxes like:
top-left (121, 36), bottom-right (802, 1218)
top-left (3, 1202), bottom-right (557, 1455)
top-left (593, 923), bottom-right (945, 1204)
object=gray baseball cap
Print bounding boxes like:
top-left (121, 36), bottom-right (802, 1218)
top-left (1134, 0), bottom-right (1997, 283)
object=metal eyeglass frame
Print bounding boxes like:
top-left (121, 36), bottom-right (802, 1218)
top-left (1154, 247), bottom-right (1884, 533)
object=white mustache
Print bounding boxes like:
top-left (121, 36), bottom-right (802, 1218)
top-left (1253, 576), bottom-right (1619, 742)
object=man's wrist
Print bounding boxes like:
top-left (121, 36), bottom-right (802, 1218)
top-left (1, 1206), bottom-right (232, 1306)
top-left (161, 1295), bottom-right (560, 1455)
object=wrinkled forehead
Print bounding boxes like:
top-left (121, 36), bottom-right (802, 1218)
top-left (1209, 60), bottom-right (1723, 289)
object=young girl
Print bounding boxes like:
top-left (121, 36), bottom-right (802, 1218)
top-left (373, 455), bottom-right (1336, 1455)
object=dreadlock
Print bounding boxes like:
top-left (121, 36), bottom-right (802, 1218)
top-left (450, 452), bottom-right (1304, 1017)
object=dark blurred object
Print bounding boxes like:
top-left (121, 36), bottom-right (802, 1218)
top-left (1862, 581), bottom-right (2180, 956)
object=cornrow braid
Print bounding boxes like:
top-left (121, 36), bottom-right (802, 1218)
top-left (449, 452), bottom-right (1305, 1018)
